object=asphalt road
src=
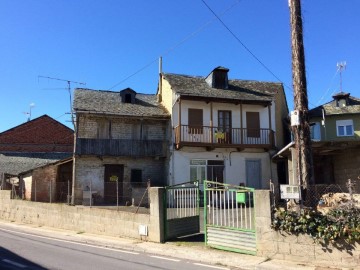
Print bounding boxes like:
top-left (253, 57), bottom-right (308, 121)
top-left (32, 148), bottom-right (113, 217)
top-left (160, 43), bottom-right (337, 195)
top-left (0, 225), bottom-right (229, 270)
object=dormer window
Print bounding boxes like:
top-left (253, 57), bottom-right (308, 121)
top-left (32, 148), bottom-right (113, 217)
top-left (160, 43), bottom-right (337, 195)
top-left (332, 92), bottom-right (350, 108)
top-left (124, 93), bottom-right (132, 103)
top-left (205, 67), bottom-right (229, 89)
top-left (338, 98), bottom-right (347, 107)
top-left (120, 88), bottom-right (136, 104)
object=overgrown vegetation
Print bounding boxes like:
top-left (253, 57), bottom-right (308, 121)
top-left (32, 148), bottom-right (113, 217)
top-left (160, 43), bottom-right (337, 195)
top-left (272, 207), bottom-right (360, 243)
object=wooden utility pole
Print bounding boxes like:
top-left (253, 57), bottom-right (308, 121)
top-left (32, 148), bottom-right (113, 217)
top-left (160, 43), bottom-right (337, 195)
top-left (289, 0), bottom-right (313, 191)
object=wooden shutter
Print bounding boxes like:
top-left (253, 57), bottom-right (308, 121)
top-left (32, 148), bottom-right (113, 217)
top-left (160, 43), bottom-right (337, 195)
top-left (246, 112), bottom-right (260, 138)
top-left (188, 109), bottom-right (203, 134)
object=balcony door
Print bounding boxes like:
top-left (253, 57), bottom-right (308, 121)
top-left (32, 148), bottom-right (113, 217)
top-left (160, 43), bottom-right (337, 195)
top-left (218, 110), bottom-right (232, 143)
top-left (246, 112), bottom-right (260, 138)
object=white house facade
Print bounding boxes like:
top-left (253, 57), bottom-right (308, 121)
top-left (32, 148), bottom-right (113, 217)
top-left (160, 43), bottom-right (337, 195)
top-left (158, 67), bottom-right (289, 189)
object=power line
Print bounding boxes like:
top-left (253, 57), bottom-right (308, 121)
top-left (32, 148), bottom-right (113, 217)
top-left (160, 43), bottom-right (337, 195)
top-left (201, 0), bottom-right (283, 83)
top-left (107, 1), bottom-right (241, 90)
top-left (315, 69), bottom-right (339, 106)
top-left (200, 0), bottom-right (318, 108)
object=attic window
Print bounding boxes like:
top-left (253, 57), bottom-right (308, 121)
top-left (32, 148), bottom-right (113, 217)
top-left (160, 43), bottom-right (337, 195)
top-left (214, 72), bottom-right (228, 89)
top-left (205, 67), bottom-right (229, 89)
top-left (338, 99), bottom-right (347, 107)
top-left (125, 94), bottom-right (132, 103)
top-left (120, 88), bottom-right (136, 104)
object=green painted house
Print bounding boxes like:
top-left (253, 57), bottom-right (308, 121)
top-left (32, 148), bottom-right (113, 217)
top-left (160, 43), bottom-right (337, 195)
top-left (308, 92), bottom-right (360, 186)
top-left (273, 92), bottom-right (360, 191)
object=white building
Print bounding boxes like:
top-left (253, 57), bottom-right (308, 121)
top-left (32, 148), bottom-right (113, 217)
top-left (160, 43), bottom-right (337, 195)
top-left (158, 67), bottom-right (289, 189)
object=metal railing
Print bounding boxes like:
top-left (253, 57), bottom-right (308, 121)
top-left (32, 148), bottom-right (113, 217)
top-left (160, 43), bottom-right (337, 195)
top-left (174, 125), bottom-right (274, 147)
top-left (204, 181), bottom-right (255, 230)
top-left (165, 181), bottom-right (199, 220)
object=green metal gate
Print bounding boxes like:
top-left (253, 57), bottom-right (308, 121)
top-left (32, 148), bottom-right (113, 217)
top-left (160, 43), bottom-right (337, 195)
top-left (164, 181), bottom-right (200, 240)
top-left (204, 180), bottom-right (256, 255)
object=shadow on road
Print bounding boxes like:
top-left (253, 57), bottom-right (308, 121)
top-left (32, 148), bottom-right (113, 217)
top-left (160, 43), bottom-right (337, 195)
top-left (0, 247), bottom-right (47, 270)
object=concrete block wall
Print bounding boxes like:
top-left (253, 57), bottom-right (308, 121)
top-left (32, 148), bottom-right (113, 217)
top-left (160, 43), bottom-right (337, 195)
top-left (0, 188), bottom-right (165, 242)
top-left (255, 190), bottom-right (360, 268)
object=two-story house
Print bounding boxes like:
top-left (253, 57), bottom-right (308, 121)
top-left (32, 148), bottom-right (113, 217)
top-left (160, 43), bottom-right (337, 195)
top-left (72, 88), bottom-right (170, 205)
top-left (274, 92), bottom-right (360, 189)
top-left (309, 92), bottom-right (360, 186)
top-left (157, 67), bottom-right (289, 189)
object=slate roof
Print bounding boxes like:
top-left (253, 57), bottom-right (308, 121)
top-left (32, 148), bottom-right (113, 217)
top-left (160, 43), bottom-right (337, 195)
top-left (73, 88), bottom-right (169, 118)
top-left (162, 73), bottom-right (282, 102)
top-left (309, 95), bottom-right (360, 117)
top-left (0, 154), bottom-right (59, 176)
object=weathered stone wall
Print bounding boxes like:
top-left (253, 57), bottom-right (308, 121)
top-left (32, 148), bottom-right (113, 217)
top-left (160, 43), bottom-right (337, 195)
top-left (74, 156), bottom-right (165, 205)
top-left (77, 115), bottom-right (168, 141)
top-left (255, 190), bottom-right (360, 268)
top-left (0, 188), bottom-right (165, 242)
top-left (333, 151), bottom-right (360, 187)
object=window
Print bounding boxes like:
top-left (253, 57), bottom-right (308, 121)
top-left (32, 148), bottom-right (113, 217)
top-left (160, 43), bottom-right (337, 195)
top-left (131, 169), bottom-right (142, 186)
top-left (188, 109), bottom-right (203, 134)
top-left (336, 120), bottom-right (354, 137)
top-left (218, 111), bottom-right (232, 143)
top-left (190, 159), bottom-right (224, 184)
top-left (246, 112), bottom-right (260, 138)
top-left (310, 122), bottom-right (321, 140)
top-left (124, 94), bottom-right (132, 103)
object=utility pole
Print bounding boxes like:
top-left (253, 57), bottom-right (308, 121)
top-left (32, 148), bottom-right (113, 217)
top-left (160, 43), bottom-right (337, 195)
top-left (289, 0), bottom-right (313, 192)
top-left (39, 76), bottom-right (86, 205)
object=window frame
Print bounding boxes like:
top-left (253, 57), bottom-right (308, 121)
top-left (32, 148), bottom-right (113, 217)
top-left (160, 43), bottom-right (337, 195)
top-left (336, 119), bottom-right (354, 137)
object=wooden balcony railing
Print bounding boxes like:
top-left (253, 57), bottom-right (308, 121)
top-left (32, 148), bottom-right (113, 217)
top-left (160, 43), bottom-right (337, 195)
top-left (174, 125), bottom-right (274, 149)
top-left (76, 138), bottom-right (167, 157)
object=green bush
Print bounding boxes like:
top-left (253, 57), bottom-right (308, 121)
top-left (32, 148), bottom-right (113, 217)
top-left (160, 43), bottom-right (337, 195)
top-left (272, 207), bottom-right (360, 243)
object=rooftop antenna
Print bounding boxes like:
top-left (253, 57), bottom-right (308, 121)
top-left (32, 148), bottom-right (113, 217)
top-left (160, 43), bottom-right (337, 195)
top-left (336, 61), bottom-right (346, 92)
top-left (38, 76), bottom-right (86, 131)
top-left (23, 103), bottom-right (35, 121)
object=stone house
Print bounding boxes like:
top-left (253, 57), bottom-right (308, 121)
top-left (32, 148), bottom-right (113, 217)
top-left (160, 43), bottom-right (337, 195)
top-left (157, 66), bottom-right (289, 189)
top-left (72, 87), bottom-right (170, 205)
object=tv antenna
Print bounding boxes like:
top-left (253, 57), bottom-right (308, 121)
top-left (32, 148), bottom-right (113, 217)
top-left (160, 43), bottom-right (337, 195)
top-left (336, 61), bottom-right (346, 92)
top-left (22, 103), bottom-right (35, 122)
top-left (38, 76), bottom-right (86, 130)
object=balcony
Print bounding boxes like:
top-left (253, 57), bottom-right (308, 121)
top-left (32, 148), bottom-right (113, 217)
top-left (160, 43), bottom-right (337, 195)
top-left (174, 125), bottom-right (274, 150)
top-left (76, 138), bottom-right (167, 157)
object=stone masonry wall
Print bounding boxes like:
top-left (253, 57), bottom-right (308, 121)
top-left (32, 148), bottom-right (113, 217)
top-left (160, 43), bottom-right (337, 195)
top-left (333, 151), bottom-right (360, 187)
top-left (255, 190), bottom-right (360, 268)
top-left (74, 156), bottom-right (165, 204)
top-left (0, 188), bottom-right (165, 242)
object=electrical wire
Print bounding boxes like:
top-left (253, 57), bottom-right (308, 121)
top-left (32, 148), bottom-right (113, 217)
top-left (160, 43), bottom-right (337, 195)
top-left (201, 0), bottom-right (318, 108)
top-left (107, 0), bottom-right (242, 90)
top-left (315, 69), bottom-right (339, 107)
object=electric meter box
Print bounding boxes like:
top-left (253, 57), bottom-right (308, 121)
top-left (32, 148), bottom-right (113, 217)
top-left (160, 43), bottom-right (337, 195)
top-left (290, 110), bottom-right (300, 126)
top-left (280, 185), bottom-right (301, 200)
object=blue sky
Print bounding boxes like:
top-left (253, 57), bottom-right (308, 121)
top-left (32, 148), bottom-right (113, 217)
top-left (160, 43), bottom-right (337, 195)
top-left (1, 0), bottom-right (359, 132)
